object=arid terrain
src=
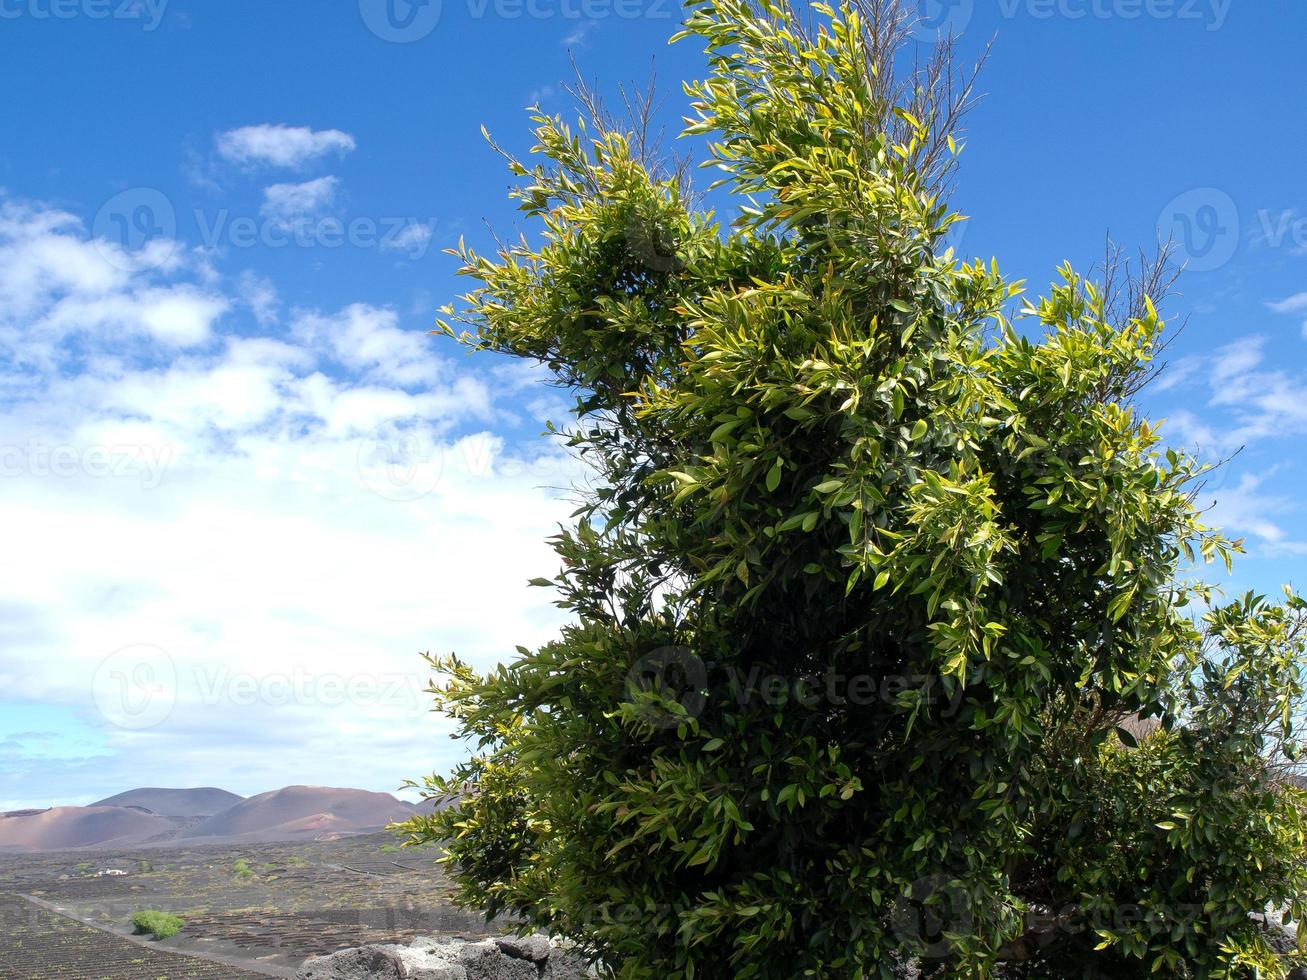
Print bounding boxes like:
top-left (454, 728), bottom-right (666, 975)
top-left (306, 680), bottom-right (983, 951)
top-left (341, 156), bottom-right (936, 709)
top-left (0, 832), bottom-right (496, 978)
top-left (0, 786), bottom-right (431, 853)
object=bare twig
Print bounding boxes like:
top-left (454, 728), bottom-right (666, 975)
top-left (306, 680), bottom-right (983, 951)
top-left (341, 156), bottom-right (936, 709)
top-left (562, 56), bottom-right (698, 205)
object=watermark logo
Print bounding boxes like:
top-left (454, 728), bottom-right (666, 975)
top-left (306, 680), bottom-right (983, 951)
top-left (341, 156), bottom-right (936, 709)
top-left (890, 874), bottom-right (975, 959)
top-left (936, 215), bottom-right (970, 261)
top-left (625, 212), bottom-right (684, 275)
top-left (92, 643), bottom-right (178, 730)
top-left (357, 418), bottom-right (445, 502)
top-left (910, 0), bottom-right (974, 40)
top-left (625, 645), bottom-right (708, 730)
top-left (92, 187), bottom-right (177, 271)
top-left (359, 0), bottom-right (443, 41)
top-left (1157, 187), bottom-right (1240, 272)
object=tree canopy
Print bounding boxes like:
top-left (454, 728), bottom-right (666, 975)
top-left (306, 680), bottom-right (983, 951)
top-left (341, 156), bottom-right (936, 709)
top-left (401, 2), bottom-right (1307, 976)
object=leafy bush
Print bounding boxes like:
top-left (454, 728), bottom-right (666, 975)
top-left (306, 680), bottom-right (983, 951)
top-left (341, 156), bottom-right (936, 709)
top-left (232, 858), bottom-right (254, 880)
top-left (131, 910), bottom-right (184, 941)
top-left (400, 1), bottom-right (1307, 976)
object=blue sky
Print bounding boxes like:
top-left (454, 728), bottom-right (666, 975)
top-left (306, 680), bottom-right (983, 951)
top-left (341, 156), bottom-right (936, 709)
top-left (0, 0), bottom-right (1304, 809)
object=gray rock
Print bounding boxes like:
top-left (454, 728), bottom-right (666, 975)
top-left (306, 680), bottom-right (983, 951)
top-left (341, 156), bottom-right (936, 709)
top-left (392, 944), bottom-right (468, 980)
top-left (1252, 908), bottom-right (1307, 980)
top-left (297, 934), bottom-right (590, 980)
top-left (494, 935), bottom-right (552, 963)
top-left (298, 946), bottom-right (408, 980)
top-left (542, 943), bottom-right (592, 979)
top-left (455, 940), bottom-right (539, 980)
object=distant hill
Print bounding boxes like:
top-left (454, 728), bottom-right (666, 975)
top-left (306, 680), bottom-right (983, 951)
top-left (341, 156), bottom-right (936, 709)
top-left (90, 787), bottom-right (245, 818)
top-left (0, 806), bottom-right (178, 852)
top-left (0, 785), bottom-right (421, 852)
top-left (182, 786), bottom-right (416, 843)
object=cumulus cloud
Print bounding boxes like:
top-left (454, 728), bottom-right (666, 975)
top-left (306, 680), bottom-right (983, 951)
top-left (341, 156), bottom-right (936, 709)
top-left (260, 176), bottom-right (340, 225)
top-left (382, 220), bottom-right (435, 257)
top-left (0, 198), bottom-right (578, 808)
top-left (291, 303), bottom-right (450, 389)
top-left (1199, 470), bottom-right (1307, 558)
top-left (1156, 336), bottom-right (1307, 451)
top-left (215, 124), bottom-right (356, 170)
top-left (0, 199), bottom-right (225, 364)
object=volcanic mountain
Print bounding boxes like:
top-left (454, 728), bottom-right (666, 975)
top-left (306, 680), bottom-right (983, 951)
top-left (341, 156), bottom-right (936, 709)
top-left (181, 786), bottom-right (416, 843)
top-left (0, 785), bottom-right (422, 852)
top-left (0, 805), bottom-right (178, 852)
top-left (89, 787), bottom-right (245, 817)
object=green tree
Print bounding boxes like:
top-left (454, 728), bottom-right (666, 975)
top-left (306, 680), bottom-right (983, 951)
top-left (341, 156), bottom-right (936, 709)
top-left (401, 2), bottom-right (1307, 976)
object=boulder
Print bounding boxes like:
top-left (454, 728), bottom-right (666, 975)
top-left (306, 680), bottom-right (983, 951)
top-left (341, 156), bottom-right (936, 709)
top-left (1253, 908), bottom-right (1307, 980)
top-left (297, 936), bottom-right (591, 980)
top-left (297, 946), bottom-right (410, 980)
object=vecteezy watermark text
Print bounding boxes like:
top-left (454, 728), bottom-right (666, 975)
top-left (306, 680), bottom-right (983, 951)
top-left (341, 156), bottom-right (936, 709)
top-left (92, 188), bottom-right (438, 271)
top-left (1158, 189), bottom-right (1307, 274)
top-left (0, 0), bottom-right (169, 29)
top-left (193, 211), bottom-right (438, 258)
top-left (625, 645), bottom-right (965, 730)
top-left (0, 441), bottom-right (173, 489)
top-left (358, 0), bottom-right (673, 43)
top-left (912, 0), bottom-right (1231, 42)
top-left (92, 645), bottom-right (425, 730)
top-left (994, 0), bottom-right (1230, 29)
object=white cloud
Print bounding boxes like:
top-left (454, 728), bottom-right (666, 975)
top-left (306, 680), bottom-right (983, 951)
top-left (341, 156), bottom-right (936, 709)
top-left (1203, 472), bottom-right (1287, 544)
top-left (260, 176), bottom-right (339, 225)
top-left (527, 85), bottom-right (557, 105)
top-left (1159, 336), bottom-right (1307, 450)
top-left (0, 198), bottom-right (578, 808)
top-left (1201, 470), bottom-right (1307, 558)
top-left (382, 220), bottom-right (435, 257)
top-left (237, 270), bottom-right (279, 327)
top-left (38, 286), bottom-right (227, 348)
top-left (1266, 291), bottom-right (1307, 315)
top-left (0, 198), bottom-right (223, 362)
top-left (215, 124), bottom-right (356, 170)
top-left (1263, 290), bottom-right (1307, 341)
top-left (562, 20), bottom-right (597, 47)
top-left (291, 303), bottom-right (449, 389)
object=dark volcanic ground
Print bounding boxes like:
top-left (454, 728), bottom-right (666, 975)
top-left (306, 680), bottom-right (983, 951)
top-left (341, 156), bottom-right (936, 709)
top-left (0, 833), bottom-right (498, 978)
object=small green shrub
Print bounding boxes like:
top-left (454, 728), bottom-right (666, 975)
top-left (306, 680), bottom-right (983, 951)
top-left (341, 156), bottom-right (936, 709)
top-left (131, 910), bottom-right (184, 941)
top-left (232, 858), bottom-right (254, 880)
